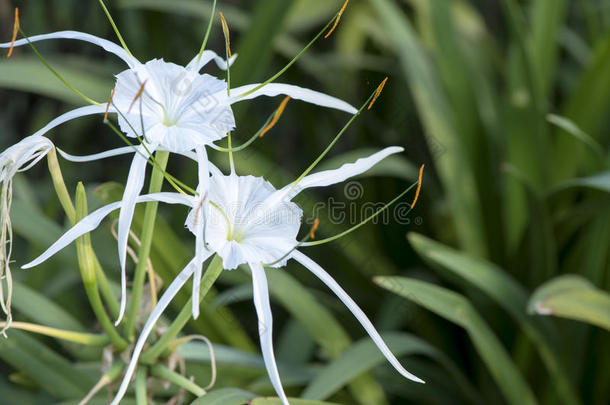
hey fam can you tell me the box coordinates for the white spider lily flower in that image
[0,135,54,336]
[22,146,424,404]
[2,30,357,324]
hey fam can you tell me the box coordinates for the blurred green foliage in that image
[1,0,609,404]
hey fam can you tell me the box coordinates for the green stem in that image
[140,256,223,363]
[125,151,169,339]
[0,321,108,345]
[96,0,134,57]
[47,152,120,317]
[75,183,128,350]
[135,367,148,405]
[150,364,206,397]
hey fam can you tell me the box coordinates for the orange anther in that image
[325,0,349,39]
[7,8,20,58]
[260,97,290,138]
[411,164,424,208]
[368,77,388,110]
[128,80,147,114]
[219,12,231,58]
[310,218,320,239]
[104,88,116,122]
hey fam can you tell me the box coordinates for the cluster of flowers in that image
[0,3,423,404]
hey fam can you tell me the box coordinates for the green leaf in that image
[375,276,538,405]
[302,331,478,403]
[11,281,85,332]
[0,56,112,104]
[552,171,610,194]
[0,330,94,398]
[190,388,255,405]
[408,233,580,405]
[529,275,610,331]
[250,399,341,405]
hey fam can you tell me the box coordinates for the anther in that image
[310,218,320,239]
[325,0,349,39]
[368,77,388,110]
[7,8,19,58]
[411,164,424,208]
[104,88,116,122]
[219,12,231,58]
[260,97,290,138]
[128,80,147,114]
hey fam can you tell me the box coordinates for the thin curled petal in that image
[21,193,191,270]
[57,146,136,162]
[110,256,205,405]
[186,50,237,72]
[267,147,404,207]
[192,146,211,319]
[226,83,357,114]
[30,105,107,139]
[116,146,152,324]
[250,263,289,405]
[0,31,139,67]
[292,251,424,384]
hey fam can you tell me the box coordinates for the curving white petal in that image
[0,31,138,67]
[21,193,190,270]
[186,50,237,72]
[277,147,404,202]
[57,146,136,162]
[226,83,357,114]
[292,251,424,384]
[111,256,199,405]
[30,105,107,139]
[250,263,289,405]
[116,145,153,325]
[21,201,121,270]
[191,146,211,319]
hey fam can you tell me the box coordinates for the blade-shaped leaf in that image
[375,276,538,405]
[528,275,610,331]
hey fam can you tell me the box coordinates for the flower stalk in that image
[150,364,206,397]
[75,183,128,350]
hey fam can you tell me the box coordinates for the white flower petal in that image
[186,51,237,72]
[116,145,151,324]
[30,105,107,139]
[292,251,424,384]
[21,193,190,270]
[277,146,404,201]
[111,257,200,405]
[21,201,122,269]
[226,83,357,114]
[57,146,136,162]
[0,31,139,67]
[250,262,289,405]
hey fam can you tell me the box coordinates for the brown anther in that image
[368,77,388,110]
[104,88,115,122]
[219,12,232,58]
[260,96,290,138]
[411,164,424,208]
[7,8,20,58]
[325,0,349,39]
[128,80,147,114]
[310,218,320,239]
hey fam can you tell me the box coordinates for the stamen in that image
[310,218,320,239]
[219,12,231,58]
[104,88,115,122]
[411,164,424,208]
[197,0,218,62]
[368,77,388,110]
[325,0,349,39]
[128,80,147,114]
[260,97,290,138]
[7,8,19,58]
